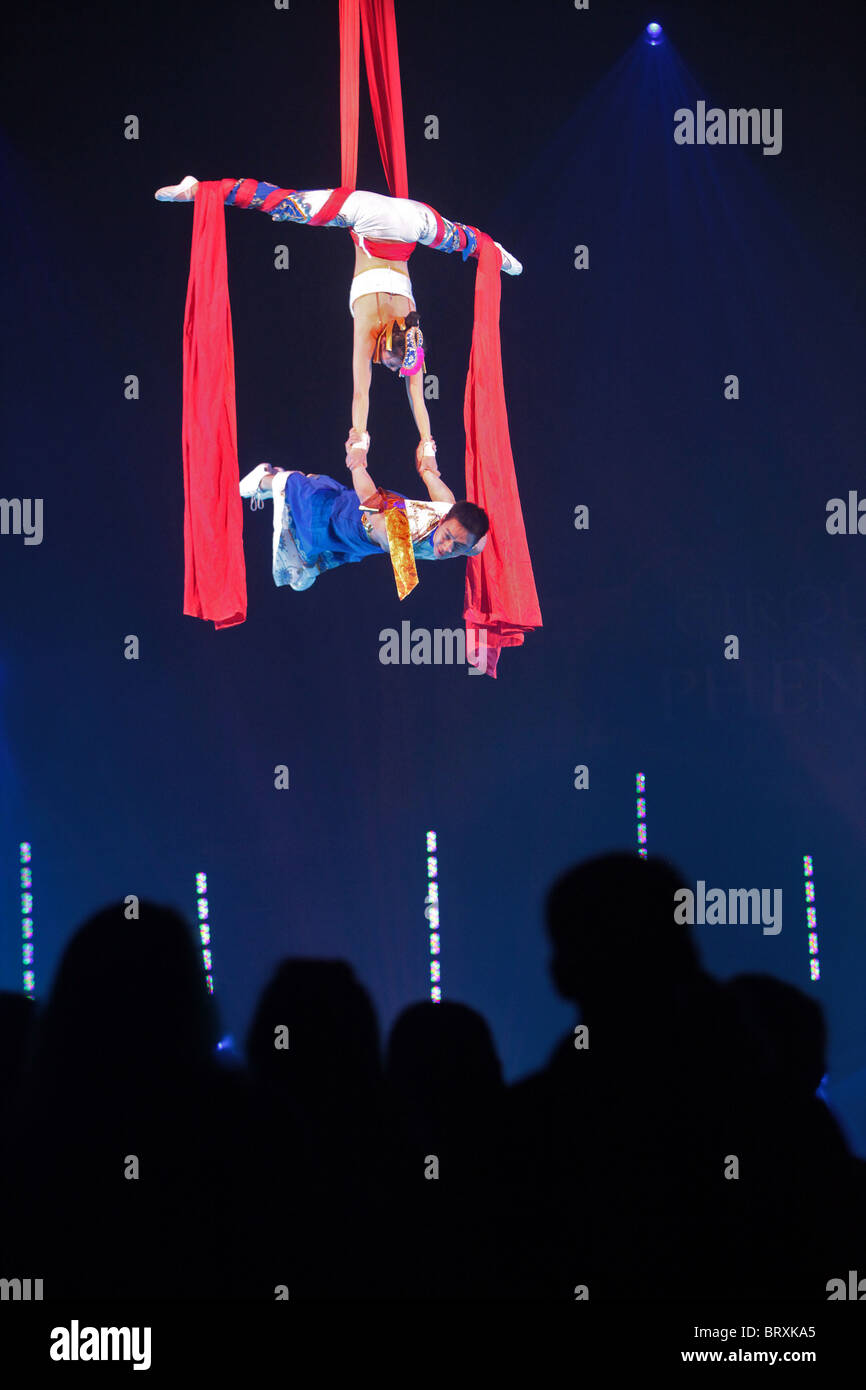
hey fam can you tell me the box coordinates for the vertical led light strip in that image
[196,871,214,994]
[426,831,441,1002]
[20,841,34,994]
[803,855,820,981]
[635,774,647,859]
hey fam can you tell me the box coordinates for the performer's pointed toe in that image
[155,175,199,202]
[494,241,522,275]
[239,462,277,508]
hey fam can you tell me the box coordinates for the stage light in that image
[426,831,441,1002]
[635,774,648,858]
[803,854,820,981]
[645,21,664,45]
[195,871,214,994]
[20,842,34,995]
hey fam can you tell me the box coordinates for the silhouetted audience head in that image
[33,900,218,1089]
[724,973,827,1103]
[385,1001,503,1173]
[545,853,703,1014]
[386,1000,502,1106]
[246,959,381,1104]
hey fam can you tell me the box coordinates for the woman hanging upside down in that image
[155,175,522,474]
[237,429,488,600]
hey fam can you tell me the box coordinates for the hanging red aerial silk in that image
[339,0,361,191]
[358,0,409,198]
[182,179,246,629]
[463,235,542,676]
[340,0,408,197]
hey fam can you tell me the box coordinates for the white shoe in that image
[494,241,522,276]
[240,462,279,509]
[155,175,199,202]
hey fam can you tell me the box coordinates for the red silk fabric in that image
[358,0,408,197]
[181,180,246,629]
[339,0,361,191]
[341,0,408,198]
[310,186,355,225]
[463,236,542,676]
[231,179,259,210]
[349,228,415,260]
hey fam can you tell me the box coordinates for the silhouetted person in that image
[11,901,278,1298]
[384,1001,504,1297]
[722,973,864,1296]
[503,853,736,1299]
[246,958,388,1296]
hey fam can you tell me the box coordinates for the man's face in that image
[433,518,475,558]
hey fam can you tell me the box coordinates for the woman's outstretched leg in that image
[155,177,338,225]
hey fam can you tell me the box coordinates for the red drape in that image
[182,180,246,629]
[341,0,408,197]
[339,0,361,190]
[463,236,542,676]
[358,0,408,197]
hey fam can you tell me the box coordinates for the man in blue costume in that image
[239,431,489,600]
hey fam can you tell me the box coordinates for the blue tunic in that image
[284,473,380,568]
[275,474,438,588]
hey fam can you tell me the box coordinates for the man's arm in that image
[346,429,379,503]
[416,440,455,505]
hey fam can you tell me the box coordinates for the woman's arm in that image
[406,371,433,442]
[351,332,373,435]
[415,441,455,505]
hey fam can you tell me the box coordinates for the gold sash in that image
[361,489,447,600]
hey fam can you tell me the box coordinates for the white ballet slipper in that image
[494,241,522,276]
[154,175,199,202]
[239,462,274,505]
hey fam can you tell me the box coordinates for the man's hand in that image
[346,427,370,471]
[415,437,439,476]
[416,437,455,505]
[345,428,378,504]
